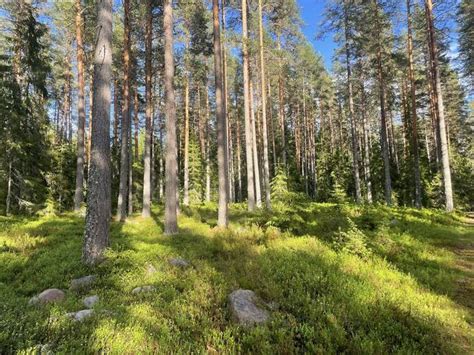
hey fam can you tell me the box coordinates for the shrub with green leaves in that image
[332,217,372,259]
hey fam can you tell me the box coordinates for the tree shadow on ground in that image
[1,207,473,353]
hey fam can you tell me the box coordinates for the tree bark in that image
[343,4,362,203]
[258,0,271,209]
[117,0,131,221]
[213,0,229,227]
[205,85,211,202]
[183,75,190,206]
[128,117,133,216]
[164,0,178,234]
[113,80,119,148]
[277,37,286,169]
[83,0,112,265]
[407,0,422,208]
[221,0,232,202]
[6,161,12,216]
[250,80,262,207]
[360,81,372,203]
[142,0,153,217]
[74,0,86,211]
[374,0,392,205]
[242,0,255,211]
[133,85,139,161]
[87,71,93,170]
[236,114,242,202]
[425,0,454,212]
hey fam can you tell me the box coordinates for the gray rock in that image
[70,275,96,292]
[132,285,155,294]
[29,288,65,305]
[83,295,99,309]
[66,309,93,322]
[390,219,399,226]
[229,289,269,326]
[169,257,190,268]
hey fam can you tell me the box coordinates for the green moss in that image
[0,204,473,353]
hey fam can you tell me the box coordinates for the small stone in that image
[229,289,269,326]
[169,257,190,268]
[132,285,155,294]
[145,263,157,275]
[29,289,65,305]
[70,275,96,292]
[83,295,99,309]
[66,309,93,322]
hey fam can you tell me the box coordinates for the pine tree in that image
[83,0,113,265]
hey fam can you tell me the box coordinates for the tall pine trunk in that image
[205,85,211,202]
[250,80,262,207]
[374,0,392,205]
[213,0,229,227]
[142,0,153,217]
[164,0,178,234]
[73,0,86,211]
[407,0,422,208]
[360,82,373,203]
[83,0,112,265]
[242,0,255,211]
[425,0,454,212]
[258,0,271,209]
[183,75,190,206]
[117,0,131,221]
[343,5,362,203]
[277,37,286,169]
[113,80,119,148]
[133,86,139,161]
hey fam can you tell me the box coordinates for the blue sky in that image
[298,0,336,71]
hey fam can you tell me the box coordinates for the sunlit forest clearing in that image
[1,204,473,353]
[1,0,473,353]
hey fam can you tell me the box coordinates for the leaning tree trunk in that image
[242,0,255,211]
[213,0,229,227]
[425,0,454,212]
[258,0,271,209]
[73,0,86,212]
[83,0,112,265]
[407,0,422,208]
[117,0,131,221]
[142,0,153,217]
[164,0,178,234]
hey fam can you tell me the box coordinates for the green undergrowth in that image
[0,203,473,353]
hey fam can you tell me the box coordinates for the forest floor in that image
[1,203,473,353]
